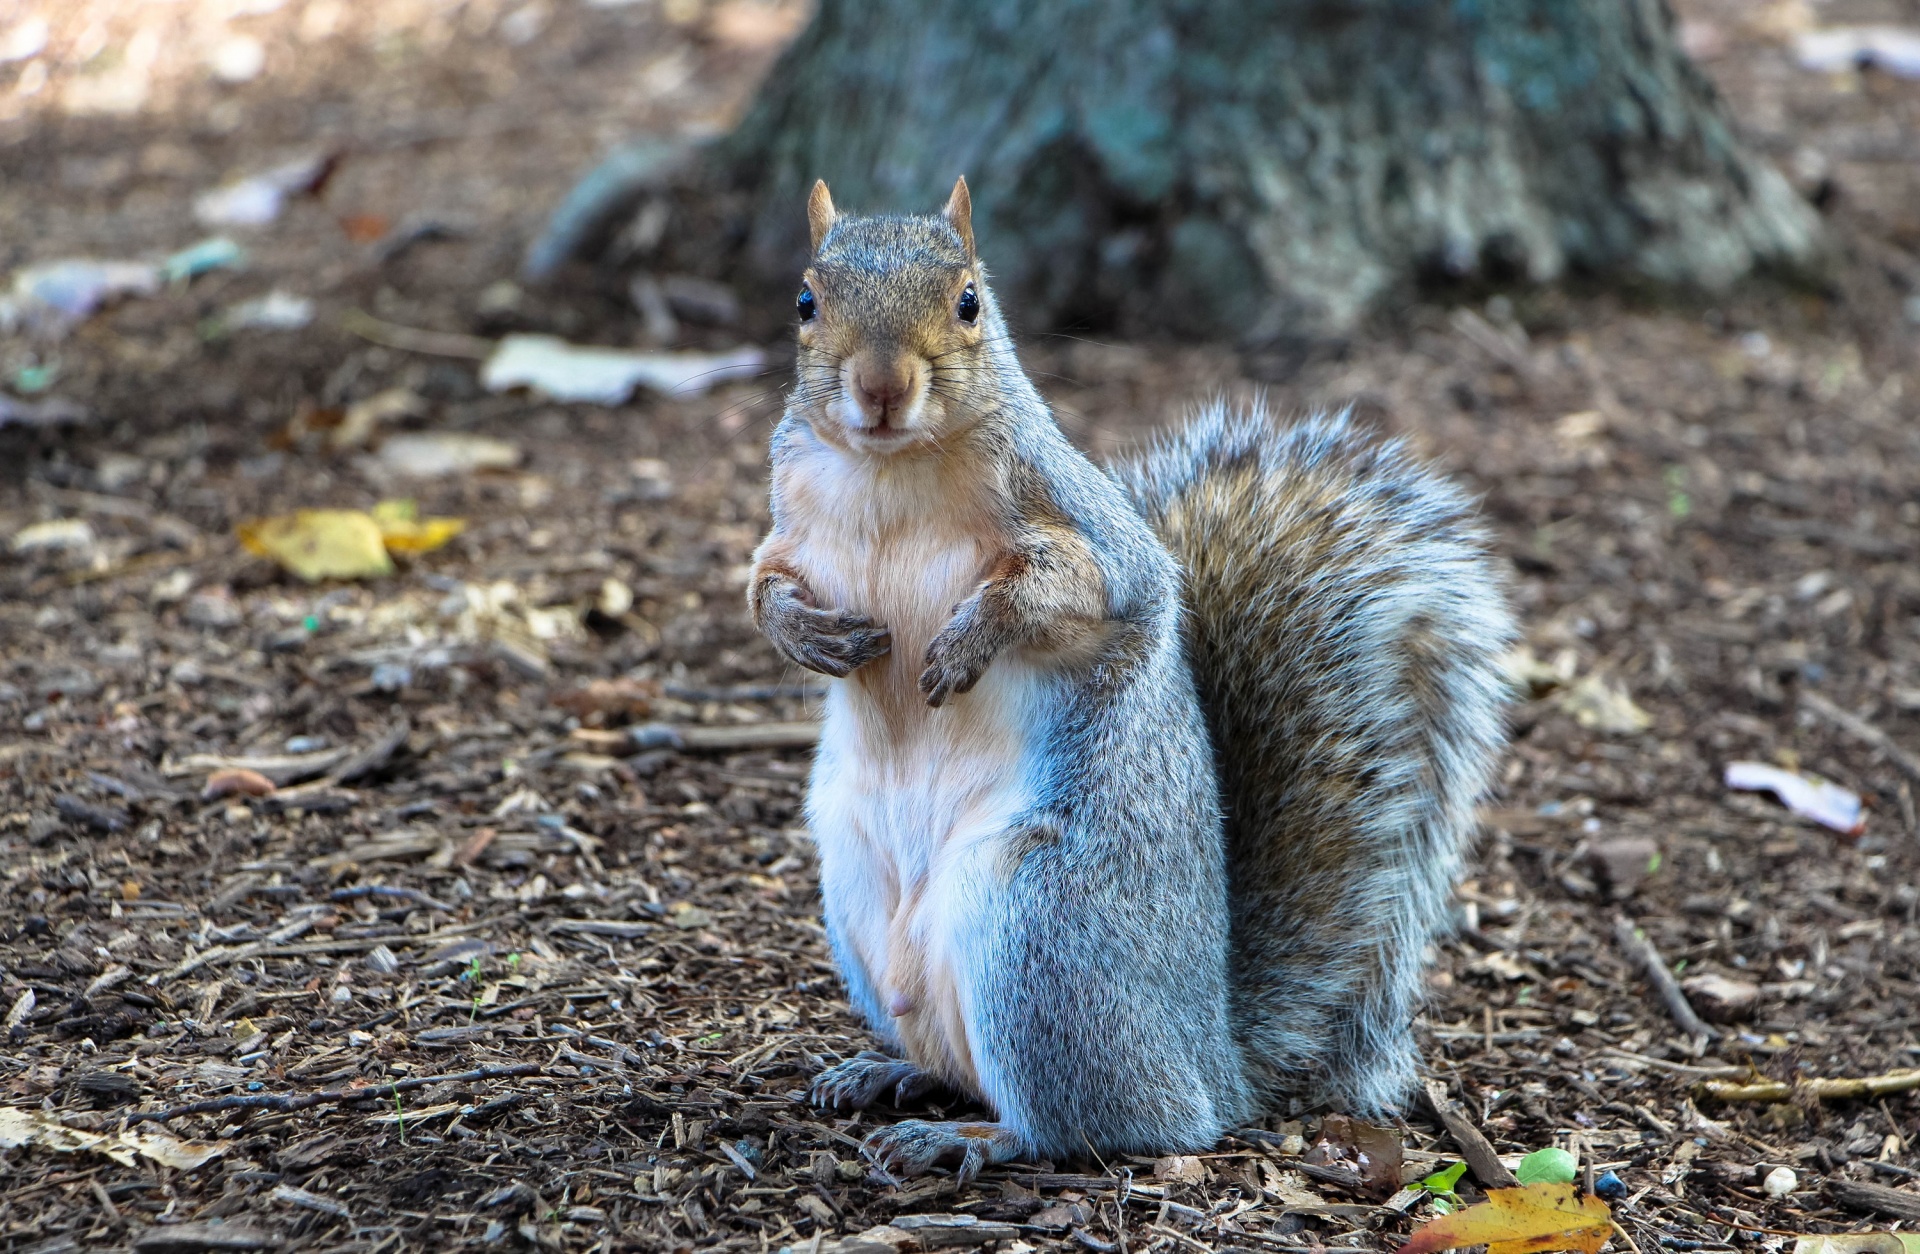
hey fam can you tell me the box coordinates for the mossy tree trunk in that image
[715,0,1822,341]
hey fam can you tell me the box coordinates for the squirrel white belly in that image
[748,177,1513,1181]
[780,437,1057,1098]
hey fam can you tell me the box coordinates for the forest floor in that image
[4,1,1920,1252]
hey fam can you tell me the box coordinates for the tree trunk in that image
[715,0,1823,342]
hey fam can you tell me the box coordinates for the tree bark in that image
[714,0,1823,341]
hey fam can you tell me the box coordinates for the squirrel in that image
[747,177,1514,1182]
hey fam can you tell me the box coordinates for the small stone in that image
[371,662,412,692]
[11,518,95,554]
[184,587,244,629]
[210,35,267,83]
[1585,836,1661,897]
[1679,972,1761,1023]
[1763,1166,1797,1197]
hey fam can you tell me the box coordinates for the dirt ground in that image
[4,1,1920,1252]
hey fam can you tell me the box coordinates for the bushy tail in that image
[1111,404,1513,1115]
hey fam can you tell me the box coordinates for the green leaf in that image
[1515,1147,1578,1186]
[1420,1161,1470,1194]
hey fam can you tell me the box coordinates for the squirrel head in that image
[790,177,999,455]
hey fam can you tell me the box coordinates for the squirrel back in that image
[1114,406,1514,1114]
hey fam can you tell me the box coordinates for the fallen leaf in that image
[1558,673,1652,735]
[0,1107,227,1170]
[330,387,423,451]
[1153,1154,1208,1184]
[1515,1148,1578,1186]
[1260,1162,1334,1212]
[1397,1183,1613,1254]
[480,334,765,404]
[194,152,336,228]
[224,289,314,331]
[370,499,466,554]
[1724,761,1865,835]
[1420,1161,1470,1213]
[238,509,393,582]
[1794,27,1920,78]
[1680,972,1761,1023]
[6,258,160,334]
[1308,1114,1404,1200]
[376,431,522,477]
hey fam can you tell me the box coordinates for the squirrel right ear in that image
[943,176,975,258]
[807,180,837,252]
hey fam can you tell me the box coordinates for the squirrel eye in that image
[956,282,979,324]
[796,283,816,322]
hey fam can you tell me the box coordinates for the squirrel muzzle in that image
[848,351,922,431]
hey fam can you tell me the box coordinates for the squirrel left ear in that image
[807,179,838,252]
[943,176,974,258]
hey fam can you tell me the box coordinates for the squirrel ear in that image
[807,180,837,252]
[943,176,974,258]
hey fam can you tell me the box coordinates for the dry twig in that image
[1698,1067,1920,1104]
[1799,690,1920,786]
[124,1062,540,1124]
[1422,1079,1517,1188]
[1612,916,1719,1041]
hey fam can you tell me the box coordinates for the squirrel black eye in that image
[957,282,979,324]
[796,283,816,322]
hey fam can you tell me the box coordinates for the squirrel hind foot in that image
[862,1119,1024,1186]
[808,1053,939,1112]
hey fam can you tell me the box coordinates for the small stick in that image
[1611,916,1719,1042]
[329,885,452,912]
[627,721,820,753]
[1799,690,1920,787]
[1698,1068,1920,1104]
[123,1062,539,1124]
[1423,1079,1517,1188]
[1598,1048,1747,1079]
[341,308,492,360]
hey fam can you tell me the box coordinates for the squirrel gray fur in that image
[746,177,1513,1181]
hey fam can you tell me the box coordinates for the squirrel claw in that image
[807,1054,928,1112]
[779,608,890,678]
[918,644,985,708]
[862,1120,1024,1186]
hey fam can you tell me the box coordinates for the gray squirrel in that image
[747,178,1513,1181]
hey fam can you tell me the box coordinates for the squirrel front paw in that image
[919,597,1001,707]
[757,579,891,678]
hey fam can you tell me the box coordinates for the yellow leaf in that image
[370,498,419,525]
[238,509,393,582]
[1397,1183,1612,1254]
[371,498,466,555]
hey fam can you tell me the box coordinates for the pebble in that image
[1763,1166,1797,1197]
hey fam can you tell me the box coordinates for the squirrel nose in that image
[851,359,913,423]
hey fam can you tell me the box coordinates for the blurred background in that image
[2,2,1920,1251]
